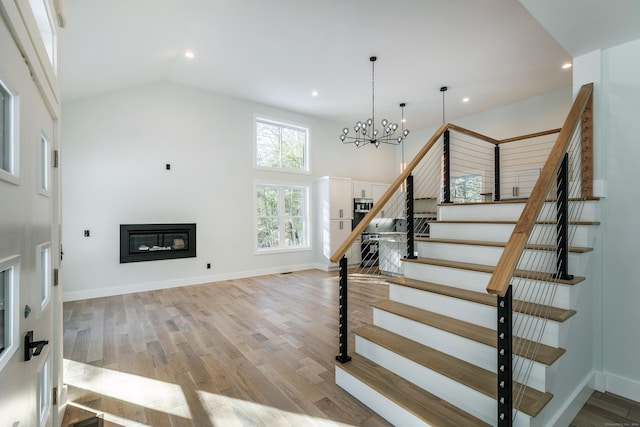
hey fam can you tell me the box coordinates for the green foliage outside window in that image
[451,174,482,203]
[256,119,307,171]
[257,184,308,250]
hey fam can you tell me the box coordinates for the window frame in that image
[36,242,52,318]
[38,132,51,195]
[254,182,311,254]
[37,353,52,427]
[0,77,19,185]
[254,115,310,174]
[0,255,20,373]
[28,0,58,73]
[451,172,484,203]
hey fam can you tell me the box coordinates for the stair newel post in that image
[443,130,451,203]
[494,144,501,201]
[335,256,352,364]
[406,174,416,259]
[556,153,573,280]
[497,285,513,427]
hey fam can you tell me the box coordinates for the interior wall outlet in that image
[206,263,211,269]
[84,230,90,237]
[166,163,171,170]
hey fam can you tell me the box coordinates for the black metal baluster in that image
[443,130,451,203]
[556,153,573,280]
[335,256,352,363]
[494,144,501,201]
[497,285,513,427]
[406,174,416,259]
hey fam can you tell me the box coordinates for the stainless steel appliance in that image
[353,197,374,230]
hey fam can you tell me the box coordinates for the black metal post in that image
[335,256,352,363]
[497,285,513,427]
[406,174,416,259]
[494,144,501,201]
[443,130,451,203]
[556,153,573,280]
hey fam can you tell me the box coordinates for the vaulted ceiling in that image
[59,0,640,130]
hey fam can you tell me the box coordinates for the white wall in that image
[61,81,398,300]
[579,38,640,400]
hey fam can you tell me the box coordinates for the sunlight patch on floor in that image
[64,359,190,419]
[65,359,356,426]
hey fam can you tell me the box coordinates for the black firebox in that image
[120,223,196,263]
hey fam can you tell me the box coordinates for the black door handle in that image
[24,331,49,361]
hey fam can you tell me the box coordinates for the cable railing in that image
[331,82,593,426]
[487,83,594,426]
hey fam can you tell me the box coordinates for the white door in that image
[0,11,58,427]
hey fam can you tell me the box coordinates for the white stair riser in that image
[400,263,573,310]
[335,367,429,427]
[429,223,594,247]
[415,241,588,277]
[355,337,533,427]
[389,285,565,347]
[438,201,598,222]
[372,309,553,392]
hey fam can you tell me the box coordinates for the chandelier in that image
[340,56,409,148]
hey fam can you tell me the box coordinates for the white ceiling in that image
[59,0,639,131]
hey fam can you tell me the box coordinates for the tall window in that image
[0,81,13,174]
[256,184,309,251]
[255,118,308,172]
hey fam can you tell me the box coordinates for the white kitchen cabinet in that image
[317,177,355,269]
[353,181,373,199]
[328,178,353,219]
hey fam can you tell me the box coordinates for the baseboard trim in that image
[62,263,318,302]
[549,372,596,427]
[604,372,640,403]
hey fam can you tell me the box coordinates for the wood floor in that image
[62,269,640,427]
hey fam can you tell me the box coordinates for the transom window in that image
[256,184,309,252]
[29,0,57,71]
[255,118,309,172]
[1,80,13,175]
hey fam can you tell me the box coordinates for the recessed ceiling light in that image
[562,62,572,69]
[311,90,319,97]
[462,97,470,103]
[184,50,195,59]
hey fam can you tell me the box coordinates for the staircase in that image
[335,199,599,427]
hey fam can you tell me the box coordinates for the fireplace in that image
[120,223,196,263]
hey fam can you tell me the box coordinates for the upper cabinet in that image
[317,176,352,220]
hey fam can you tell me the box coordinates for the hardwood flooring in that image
[62,270,392,427]
[62,269,640,427]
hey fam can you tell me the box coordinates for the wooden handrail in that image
[498,128,561,144]
[329,122,448,263]
[486,83,594,296]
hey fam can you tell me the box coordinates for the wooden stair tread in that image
[372,299,565,366]
[431,219,600,226]
[355,325,553,418]
[402,257,585,286]
[439,197,599,207]
[336,353,492,427]
[415,237,593,253]
[387,276,577,323]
